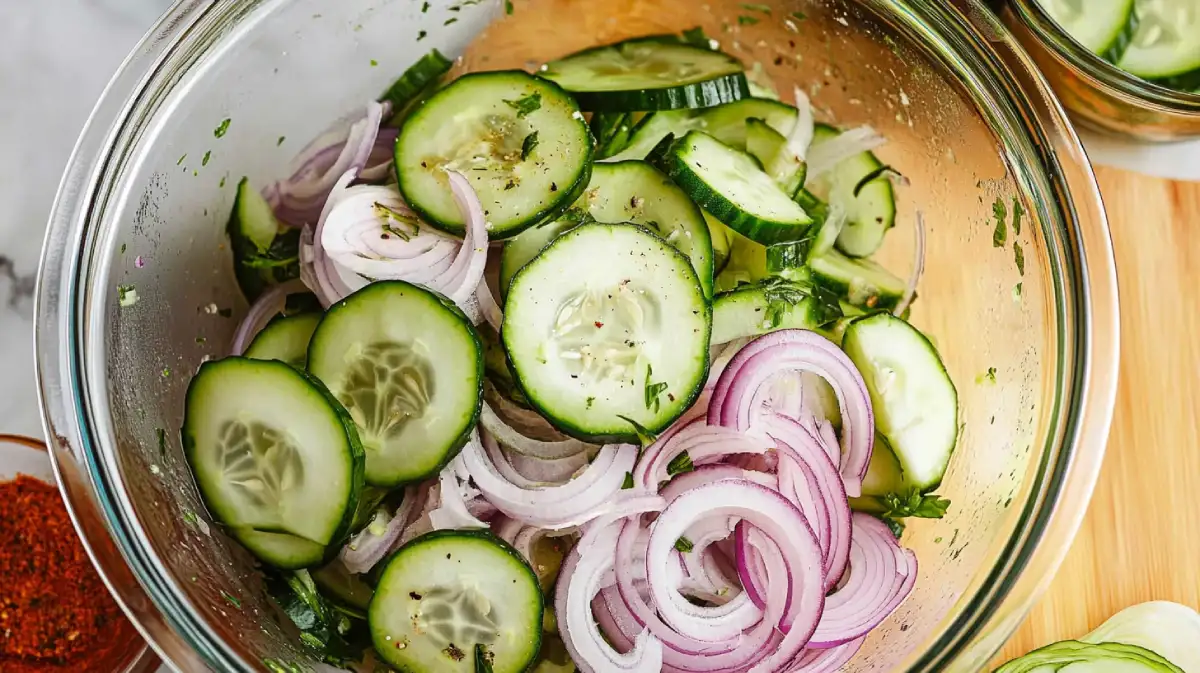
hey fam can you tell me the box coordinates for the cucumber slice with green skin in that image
[710,279,841,345]
[842,313,958,493]
[657,131,814,246]
[582,161,715,298]
[307,281,484,487]
[1118,0,1200,86]
[379,49,454,111]
[498,213,587,300]
[1035,0,1139,62]
[395,71,594,239]
[806,124,896,259]
[312,560,375,611]
[370,530,543,673]
[711,215,770,293]
[244,313,322,369]
[707,211,733,274]
[746,118,807,198]
[541,37,750,112]
[847,434,904,513]
[227,178,301,302]
[603,98,798,162]
[182,358,366,569]
[503,223,711,442]
[809,249,907,312]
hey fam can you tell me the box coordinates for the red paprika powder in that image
[0,474,143,671]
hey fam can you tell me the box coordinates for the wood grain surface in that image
[994,165,1200,664]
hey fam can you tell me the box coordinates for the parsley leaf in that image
[156,427,168,458]
[674,536,695,553]
[667,451,694,477]
[504,0,514,14]
[992,197,1008,248]
[221,591,242,610]
[503,91,542,117]
[1014,241,1025,276]
[758,277,811,329]
[740,3,771,13]
[618,415,658,449]
[681,27,714,50]
[214,118,232,138]
[1012,197,1024,236]
[521,131,540,160]
[882,490,951,519]
[644,364,669,413]
[621,472,635,489]
[737,15,761,25]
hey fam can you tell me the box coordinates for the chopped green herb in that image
[417,30,428,40]
[1013,282,1023,301]
[117,284,139,307]
[370,59,379,67]
[740,3,771,13]
[621,472,634,489]
[503,91,542,117]
[667,451,694,477]
[177,154,187,166]
[737,15,761,25]
[214,118,232,138]
[978,366,997,384]
[934,536,944,544]
[218,307,233,318]
[184,510,200,527]
[277,136,286,146]
[1014,241,1025,276]
[1012,197,1024,236]
[193,170,199,177]
[759,277,810,329]
[162,367,171,378]
[202,150,212,166]
[195,336,207,344]
[120,243,127,254]
[884,518,906,538]
[789,10,807,20]
[674,536,695,553]
[444,17,458,25]
[521,131,540,160]
[421,0,430,11]
[219,176,227,188]
[644,364,669,413]
[156,427,167,458]
[853,165,900,197]
[618,415,658,448]
[221,591,242,610]
[681,27,713,49]
[992,197,1007,248]
[586,396,596,409]
[504,0,514,13]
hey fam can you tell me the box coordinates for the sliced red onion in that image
[787,87,816,162]
[708,330,874,497]
[659,465,777,503]
[443,171,491,311]
[787,639,865,672]
[733,521,771,611]
[506,447,590,484]
[805,126,887,182]
[229,279,309,355]
[807,513,917,648]
[462,429,636,530]
[302,171,359,307]
[634,419,773,492]
[339,483,422,574]
[646,480,826,671]
[895,211,925,317]
[429,455,490,531]
[480,402,593,460]
[359,127,399,183]
[557,521,664,673]
[477,278,504,331]
[273,101,386,227]
[485,384,578,441]
[594,589,638,654]
[396,481,440,548]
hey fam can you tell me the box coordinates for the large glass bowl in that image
[35,0,1119,670]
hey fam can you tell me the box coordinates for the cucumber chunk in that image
[809,249,907,312]
[370,530,543,673]
[244,313,322,369]
[541,37,750,112]
[807,124,896,258]
[658,130,813,245]
[395,71,593,239]
[503,223,711,442]
[182,358,365,568]
[604,98,798,162]
[379,49,454,112]
[711,279,841,345]
[227,178,301,302]
[307,281,484,487]
[746,117,806,198]
[842,313,958,492]
[498,217,582,300]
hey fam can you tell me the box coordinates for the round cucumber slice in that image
[503,223,711,442]
[395,71,593,239]
[1036,0,1139,61]
[182,358,366,569]
[541,37,750,112]
[370,530,543,673]
[307,281,484,488]
[244,312,321,369]
[1118,0,1200,81]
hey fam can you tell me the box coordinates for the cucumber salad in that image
[1036,0,1200,92]
[190,27,960,673]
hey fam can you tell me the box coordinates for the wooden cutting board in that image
[993,166,1200,664]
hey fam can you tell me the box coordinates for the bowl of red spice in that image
[0,434,159,673]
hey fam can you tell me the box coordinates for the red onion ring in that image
[429,455,490,531]
[807,513,917,648]
[787,87,816,162]
[895,211,925,317]
[339,483,422,574]
[477,279,504,332]
[480,402,593,460]
[708,330,874,497]
[359,127,399,183]
[229,279,309,355]
[634,418,772,492]
[787,638,865,672]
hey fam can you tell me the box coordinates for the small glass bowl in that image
[1003,0,1200,141]
[0,434,161,673]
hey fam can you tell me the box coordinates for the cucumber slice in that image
[1035,0,1139,62]
[498,216,582,299]
[858,434,905,498]
[711,279,842,345]
[603,98,798,162]
[503,223,711,442]
[1118,0,1200,85]
[182,358,365,568]
[711,214,770,293]
[395,71,593,239]
[370,530,543,673]
[807,124,896,258]
[307,281,484,487]
[746,118,806,197]
[582,161,715,298]
[312,560,375,610]
[707,212,733,274]
[379,49,454,111]
[244,313,322,369]
[842,313,958,492]
[658,131,813,245]
[227,178,301,302]
[809,249,907,312]
[541,37,750,112]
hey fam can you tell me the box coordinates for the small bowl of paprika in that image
[0,434,160,673]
